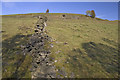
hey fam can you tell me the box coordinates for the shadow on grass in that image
[67,40,118,77]
[102,38,118,47]
[82,42,118,74]
[2,33,32,78]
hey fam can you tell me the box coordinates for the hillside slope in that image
[2,13,118,78]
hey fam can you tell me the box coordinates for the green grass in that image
[46,13,118,78]
[2,13,118,78]
[2,15,38,78]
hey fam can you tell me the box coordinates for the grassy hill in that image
[2,13,118,78]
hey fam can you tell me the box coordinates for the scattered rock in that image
[64,42,68,45]
[0,30,6,33]
[54,60,57,63]
[55,50,61,54]
[62,14,66,18]
[50,44,54,47]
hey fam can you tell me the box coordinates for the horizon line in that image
[1,12,118,21]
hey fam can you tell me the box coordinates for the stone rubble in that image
[30,16,57,78]
[21,15,70,78]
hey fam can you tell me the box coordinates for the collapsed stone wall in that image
[22,16,57,78]
[31,16,57,78]
[22,15,68,79]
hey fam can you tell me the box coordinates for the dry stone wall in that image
[22,15,68,79]
[31,16,57,78]
[23,16,55,78]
